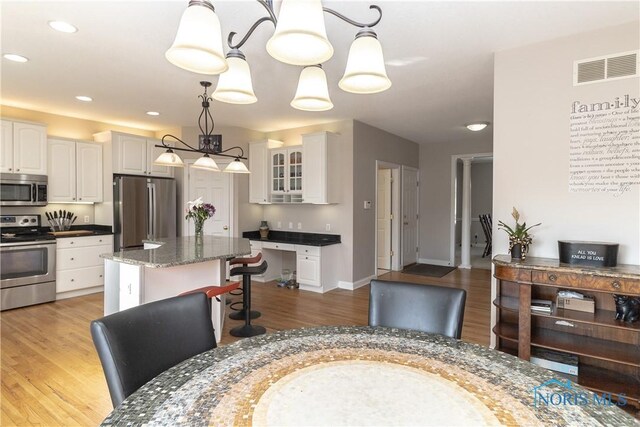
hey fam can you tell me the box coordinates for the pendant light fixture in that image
[166,1,391,109]
[339,28,391,94]
[165,0,228,75]
[266,0,333,66]
[155,82,248,173]
[291,65,333,112]
[212,49,257,104]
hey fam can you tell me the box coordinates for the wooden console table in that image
[493,255,640,409]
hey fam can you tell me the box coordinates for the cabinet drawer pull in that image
[70,241,74,244]
[548,274,557,282]
[611,280,621,289]
[70,257,75,261]
[305,256,308,259]
[99,274,103,278]
[70,279,74,282]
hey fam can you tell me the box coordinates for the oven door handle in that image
[0,241,57,248]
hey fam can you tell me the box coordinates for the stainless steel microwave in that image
[0,173,48,206]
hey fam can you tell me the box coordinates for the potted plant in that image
[498,207,541,260]
[185,197,216,244]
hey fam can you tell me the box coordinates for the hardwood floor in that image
[0,268,491,426]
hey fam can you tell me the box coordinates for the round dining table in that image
[101,326,636,426]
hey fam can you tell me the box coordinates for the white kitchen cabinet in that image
[111,133,173,177]
[56,234,113,299]
[296,253,321,287]
[48,138,102,203]
[302,132,339,204]
[270,146,303,202]
[0,120,47,174]
[249,139,283,204]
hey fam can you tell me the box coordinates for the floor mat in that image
[401,263,456,278]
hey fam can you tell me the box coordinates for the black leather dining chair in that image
[368,280,467,339]
[90,293,217,408]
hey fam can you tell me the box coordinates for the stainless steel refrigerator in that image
[113,175,176,251]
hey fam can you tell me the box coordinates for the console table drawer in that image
[532,270,640,295]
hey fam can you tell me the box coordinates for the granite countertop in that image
[100,236,250,268]
[102,326,636,426]
[243,230,341,246]
[493,254,640,279]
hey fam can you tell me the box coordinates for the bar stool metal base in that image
[229,309,261,320]
[229,324,266,337]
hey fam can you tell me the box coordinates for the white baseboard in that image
[458,264,472,270]
[338,274,376,291]
[417,258,452,267]
[56,285,103,301]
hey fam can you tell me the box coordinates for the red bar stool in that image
[228,253,263,320]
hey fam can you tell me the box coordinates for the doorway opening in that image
[450,154,493,270]
[375,161,402,274]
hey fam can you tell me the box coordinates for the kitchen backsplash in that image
[1,204,96,226]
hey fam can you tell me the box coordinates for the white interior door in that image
[377,169,392,270]
[402,167,419,266]
[186,161,231,237]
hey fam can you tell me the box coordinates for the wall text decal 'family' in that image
[569,94,640,196]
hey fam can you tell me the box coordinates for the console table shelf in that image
[493,255,640,409]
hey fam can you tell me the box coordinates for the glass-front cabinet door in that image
[288,149,303,194]
[271,151,286,193]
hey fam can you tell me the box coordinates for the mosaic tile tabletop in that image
[102,326,638,426]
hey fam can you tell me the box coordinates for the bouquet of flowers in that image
[185,197,216,235]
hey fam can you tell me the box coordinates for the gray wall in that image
[352,120,420,281]
[418,139,493,264]
[471,160,493,244]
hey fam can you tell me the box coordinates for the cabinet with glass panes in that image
[270,147,303,202]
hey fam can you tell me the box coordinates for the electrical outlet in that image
[288,222,293,229]
[325,224,331,231]
[297,222,302,230]
[277,221,282,229]
[84,215,90,223]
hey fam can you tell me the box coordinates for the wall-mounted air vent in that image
[573,50,639,86]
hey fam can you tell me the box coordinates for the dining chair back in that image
[90,293,217,408]
[368,280,467,339]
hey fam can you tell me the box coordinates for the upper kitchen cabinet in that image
[94,131,173,178]
[271,147,303,203]
[1,119,47,174]
[302,132,339,204]
[48,138,103,203]
[249,139,283,204]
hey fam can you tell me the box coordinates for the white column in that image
[460,158,472,269]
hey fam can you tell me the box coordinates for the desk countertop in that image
[243,230,341,246]
[99,236,251,268]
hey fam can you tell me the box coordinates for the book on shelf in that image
[530,348,579,376]
[531,299,552,313]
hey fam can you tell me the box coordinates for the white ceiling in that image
[1,1,637,145]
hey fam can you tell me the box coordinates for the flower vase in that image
[510,243,523,260]
[195,220,204,245]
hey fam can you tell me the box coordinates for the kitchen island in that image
[100,236,251,342]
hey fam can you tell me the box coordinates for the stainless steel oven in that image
[1,240,56,310]
[0,173,48,206]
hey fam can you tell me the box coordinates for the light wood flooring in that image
[1,269,491,426]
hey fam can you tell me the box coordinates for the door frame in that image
[448,152,493,267]
[374,161,402,273]
[182,159,235,238]
[400,165,419,268]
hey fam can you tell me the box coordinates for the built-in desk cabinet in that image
[56,235,113,299]
[493,255,640,410]
[48,138,103,202]
[1,119,47,174]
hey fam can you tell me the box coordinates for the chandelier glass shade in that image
[212,50,257,104]
[266,0,333,66]
[166,1,391,111]
[153,149,185,167]
[165,1,228,75]
[291,65,333,112]
[191,153,221,172]
[224,158,251,174]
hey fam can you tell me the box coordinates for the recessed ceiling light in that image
[466,122,489,132]
[75,95,93,102]
[146,111,160,116]
[3,53,29,63]
[48,21,78,33]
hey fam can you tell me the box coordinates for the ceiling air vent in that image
[573,50,639,86]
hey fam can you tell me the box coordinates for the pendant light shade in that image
[192,153,221,172]
[266,0,333,66]
[339,29,391,94]
[291,65,333,112]
[165,0,228,75]
[212,50,257,104]
[154,149,184,167]
[224,158,250,174]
